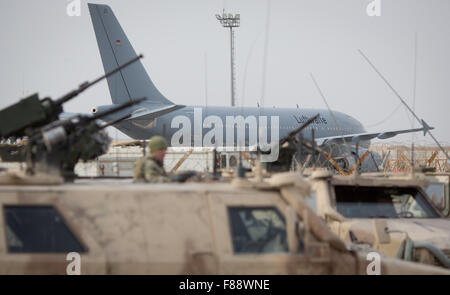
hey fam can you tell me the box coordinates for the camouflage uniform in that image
[133,136,170,183]
[134,155,170,183]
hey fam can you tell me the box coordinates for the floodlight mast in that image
[216,10,240,107]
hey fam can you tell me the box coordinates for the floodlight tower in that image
[216,10,240,107]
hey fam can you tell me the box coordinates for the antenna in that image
[204,52,208,116]
[310,73,356,169]
[260,0,271,108]
[411,32,418,173]
[241,36,260,109]
[310,73,351,146]
[359,49,450,163]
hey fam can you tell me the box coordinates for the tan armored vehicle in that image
[0,170,448,275]
[304,170,450,268]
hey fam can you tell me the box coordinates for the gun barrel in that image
[280,113,320,145]
[55,54,144,105]
[36,97,144,137]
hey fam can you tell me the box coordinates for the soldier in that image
[134,136,170,183]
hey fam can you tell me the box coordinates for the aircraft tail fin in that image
[88,3,173,106]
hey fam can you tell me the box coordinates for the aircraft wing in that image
[316,126,433,146]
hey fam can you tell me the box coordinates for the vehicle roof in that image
[328,174,429,188]
[0,179,241,193]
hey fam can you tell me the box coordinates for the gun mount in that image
[25,98,145,180]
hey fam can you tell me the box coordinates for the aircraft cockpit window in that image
[227,207,288,254]
[334,186,440,219]
[3,205,86,253]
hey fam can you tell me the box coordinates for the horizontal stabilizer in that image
[93,103,184,129]
[128,105,184,129]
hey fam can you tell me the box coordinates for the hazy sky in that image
[1,0,449,145]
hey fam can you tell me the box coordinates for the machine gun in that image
[263,114,321,172]
[0,54,145,180]
[0,54,143,140]
[25,98,145,180]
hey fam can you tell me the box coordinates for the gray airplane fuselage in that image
[112,104,367,147]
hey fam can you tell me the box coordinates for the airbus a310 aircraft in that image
[87,3,427,167]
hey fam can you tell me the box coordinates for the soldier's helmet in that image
[148,136,168,153]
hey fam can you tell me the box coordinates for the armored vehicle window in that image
[4,205,85,253]
[228,207,288,254]
[425,182,446,209]
[334,186,440,219]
